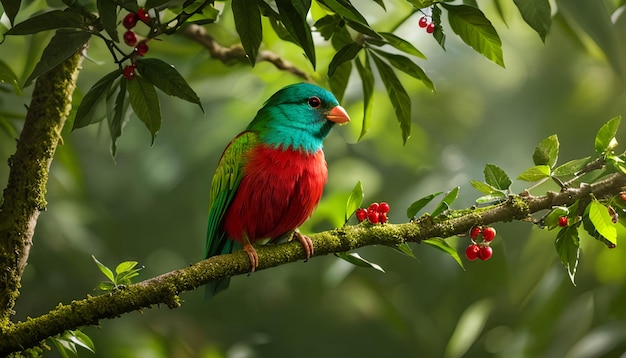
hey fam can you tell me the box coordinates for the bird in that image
[204,83,350,296]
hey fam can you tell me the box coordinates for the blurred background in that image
[2,0,626,357]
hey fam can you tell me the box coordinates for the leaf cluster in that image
[92,255,143,291]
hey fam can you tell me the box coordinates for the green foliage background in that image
[2,1,626,357]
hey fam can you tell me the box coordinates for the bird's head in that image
[249,83,350,153]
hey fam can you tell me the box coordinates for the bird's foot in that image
[294,230,314,262]
[243,242,259,273]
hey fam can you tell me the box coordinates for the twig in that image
[181,24,312,81]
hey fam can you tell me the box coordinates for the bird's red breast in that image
[222,144,327,243]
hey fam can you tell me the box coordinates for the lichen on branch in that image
[0,172,624,355]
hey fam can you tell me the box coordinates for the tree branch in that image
[1,172,624,355]
[181,24,312,81]
[0,51,84,326]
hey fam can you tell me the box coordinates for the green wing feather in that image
[204,131,258,297]
[205,131,258,259]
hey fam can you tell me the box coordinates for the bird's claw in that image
[294,230,314,262]
[243,242,259,273]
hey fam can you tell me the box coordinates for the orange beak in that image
[326,105,351,125]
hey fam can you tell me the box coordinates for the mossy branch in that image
[1,172,624,355]
[0,51,84,326]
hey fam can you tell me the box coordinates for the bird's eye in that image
[308,96,322,108]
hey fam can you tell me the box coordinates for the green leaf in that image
[74,70,121,129]
[127,76,162,144]
[145,0,170,9]
[431,4,446,50]
[1,0,21,26]
[552,157,591,177]
[442,4,504,67]
[589,199,617,245]
[594,116,621,154]
[354,53,374,140]
[135,58,203,111]
[328,61,351,103]
[394,242,416,259]
[484,163,511,190]
[328,42,362,77]
[371,50,435,92]
[423,238,464,269]
[431,186,460,217]
[50,336,77,358]
[115,261,139,275]
[25,30,91,87]
[554,226,580,285]
[371,52,411,144]
[513,0,551,42]
[276,0,316,68]
[533,134,559,167]
[345,181,364,222]
[67,330,95,353]
[6,10,84,35]
[0,59,23,95]
[314,15,342,40]
[378,32,426,59]
[469,180,497,195]
[556,0,621,74]
[108,79,127,157]
[92,255,115,283]
[334,252,385,272]
[232,0,262,66]
[517,165,551,182]
[407,191,443,219]
[97,0,119,42]
[322,0,370,26]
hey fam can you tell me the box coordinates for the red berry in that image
[426,22,436,34]
[479,246,493,261]
[124,30,137,46]
[469,226,482,239]
[482,227,496,242]
[558,216,568,227]
[418,16,428,28]
[379,212,387,224]
[123,13,138,29]
[355,208,367,222]
[135,41,149,56]
[378,202,390,214]
[137,8,151,22]
[620,193,626,201]
[123,65,136,80]
[368,203,379,213]
[465,244,480,261]
[367,210,379,224]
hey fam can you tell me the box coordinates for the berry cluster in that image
[418,16,436,34]
[465,226,496,261]
[121,9,151,80]
[355,202,390,224]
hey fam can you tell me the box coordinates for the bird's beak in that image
[326,105,351,125]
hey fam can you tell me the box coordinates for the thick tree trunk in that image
[0,51,83,326]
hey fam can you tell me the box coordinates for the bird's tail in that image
[203,238,241,299]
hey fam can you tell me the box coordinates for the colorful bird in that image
[204,83,350,296]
